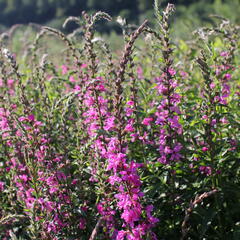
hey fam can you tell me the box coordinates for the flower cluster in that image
[155,69,182,164]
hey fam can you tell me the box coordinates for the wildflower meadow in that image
[0,1,239,239]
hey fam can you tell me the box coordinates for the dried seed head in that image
[116,16,126,26]
[164,3,175,18]
[2,48,12,59]
[93,11,112,23]
[63,16,81,29]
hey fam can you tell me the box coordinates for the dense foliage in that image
[0,1,239,239]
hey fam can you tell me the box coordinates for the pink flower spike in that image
[202,147,209,152]
[69,75,76,83]
[81,63,87,68]
[7,79,14,87]
[0,181,4,191]
[126,100,134,106]
[168,68,176,76]
[224,73,232,80]
[124,123,134,132]
[18,116,26,122]
[79,218,86,229]
[28,114,35,122]
[220,51,228,57]
[61,65,68,74]
[142,117,153,126]
[72,179,78,185]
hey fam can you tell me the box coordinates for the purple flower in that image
[142,117,153,126]
[0,181,4,191]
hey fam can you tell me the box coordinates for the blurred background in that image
[0,0,239,34]
[0,0,239,54]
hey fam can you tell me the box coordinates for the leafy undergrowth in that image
[0,2,239,240]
